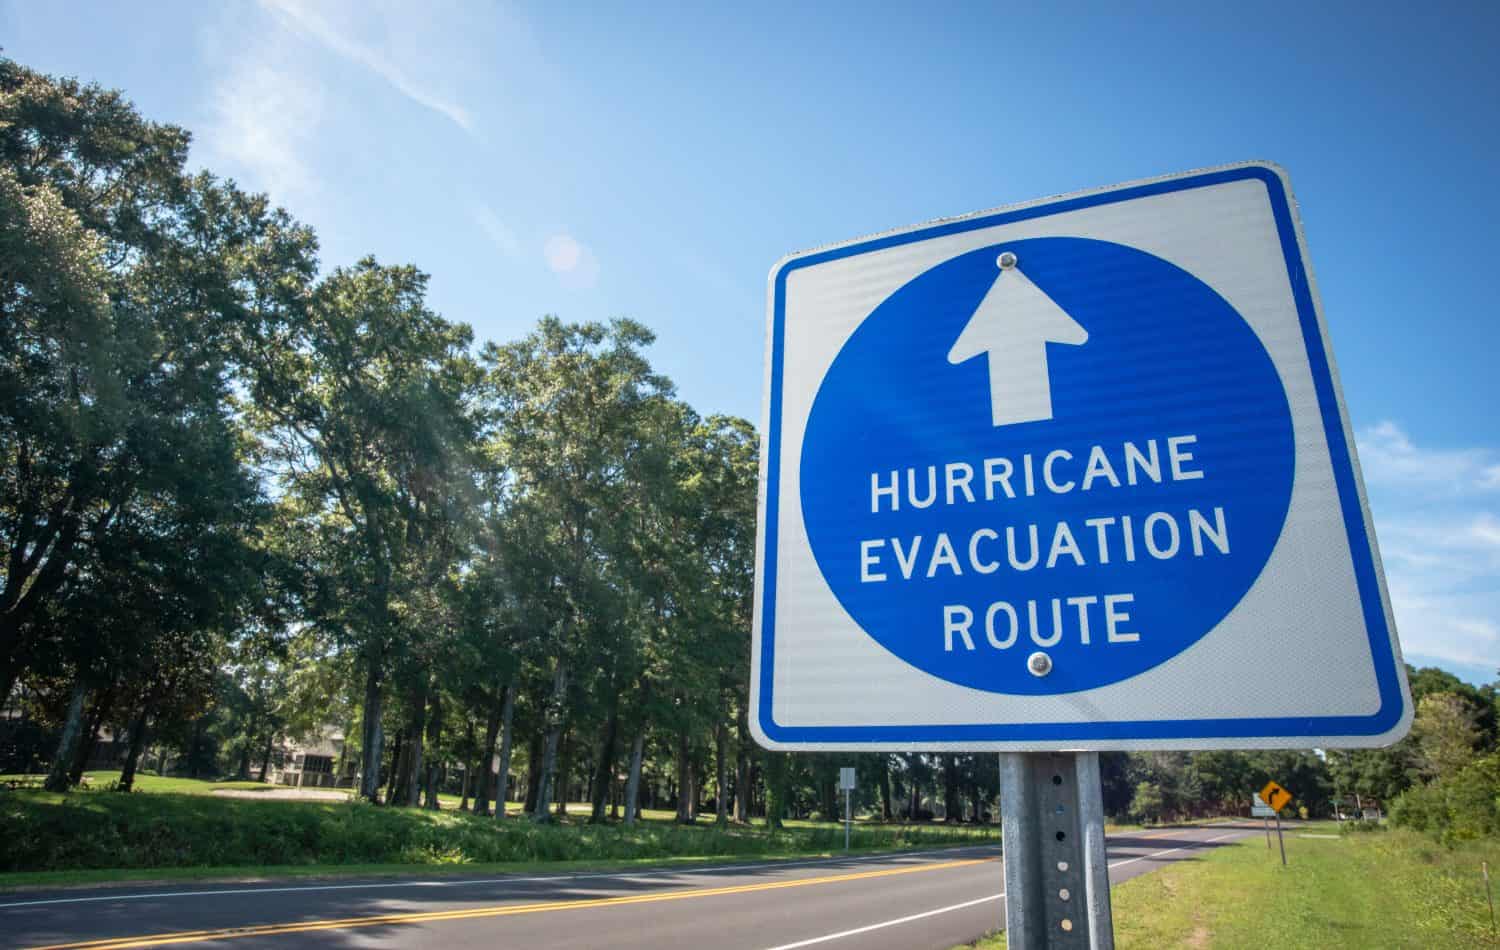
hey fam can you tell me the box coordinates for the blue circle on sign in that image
[799,237,1295,695]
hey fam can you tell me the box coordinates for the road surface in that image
[1,823,1256,949]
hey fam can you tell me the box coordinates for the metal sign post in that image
[839,767,856,851]
[1000,752,1113,949]
[844,786,851,851]
[1258,782,1291,866]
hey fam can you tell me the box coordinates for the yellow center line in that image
[28,857,996,950]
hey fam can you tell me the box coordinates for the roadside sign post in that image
[752,163,1413,949]
[1000,752,1113,948]
[839,767,856,850]
[1259,781,1292,866]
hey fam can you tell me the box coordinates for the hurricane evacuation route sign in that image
[751,163,1412,752]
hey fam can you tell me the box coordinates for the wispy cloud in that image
[1357,420,1500,493]
[473,204,521,258]
[201,48,325,204]
[1360,422,1500,679]
[260,0,475,133]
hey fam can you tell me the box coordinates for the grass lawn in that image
[962,824,1500,949]
[0,778,1002,889]
[2,771,326,795]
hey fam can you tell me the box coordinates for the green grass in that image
[0,785,1000,889]
[1,772,351,796]
[961,823,1500,949]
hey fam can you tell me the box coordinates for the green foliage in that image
[0,790,995,875]
[1129,781,1166,823]
[1413,692,1483,780]
[1391,752,1500,843]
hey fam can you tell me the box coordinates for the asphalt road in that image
[1,823,1257,950]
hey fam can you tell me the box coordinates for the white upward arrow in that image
[947,254,1088,427]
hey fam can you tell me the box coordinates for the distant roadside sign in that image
[751,163,1412,751]
[839,767,856,790]
[1251,794,1277,818]
[1260,781,1293,812]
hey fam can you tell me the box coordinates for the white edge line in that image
[1105,829,1249,872]
[760,828,1254,949]
[763,893,1006,950]
[0,845,1000,910]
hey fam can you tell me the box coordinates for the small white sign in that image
[839,767,856,791]
[1251,795,1277,818]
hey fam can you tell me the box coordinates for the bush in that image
[0,790,1001,874]
[1390,752,1500,843]
[1338,818,1384,834]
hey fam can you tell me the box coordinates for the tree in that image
[246,258,478,802]
[2,59,316,792]
[1412,692,1481,780]
[483,318,672,821]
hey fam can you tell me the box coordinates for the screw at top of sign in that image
[950,251,1087,427]
[1028,651,1052,677]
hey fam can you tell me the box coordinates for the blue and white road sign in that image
[751,163,1412,751]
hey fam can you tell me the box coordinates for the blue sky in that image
[5,1,1497,685]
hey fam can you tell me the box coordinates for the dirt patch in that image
[210,789,349,802]
[1187,925,1212,948]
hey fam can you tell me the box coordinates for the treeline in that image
[4,59,1498,833]
[0,57,759,824]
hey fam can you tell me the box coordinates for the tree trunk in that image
[494,682,516,819]
[879,759,894,821]
[532,660,567,823]
[473,697,503,817]
[187,716,206,779]
[117,705,151,792]
[335,718,352,785]
[0,656,17,717]
[942,756,960,822]
[359,662,385,802]
[554,728,571,818]
[675,729,693,824]
[458,762,472,812]
[385,731,404,803]
[236,717,255,780]
[524,728,543,813]
[422,689,443,809]
[589,702,619,823]
[735,706,751,823]
[714,720,729,826]
[67,695,109,786]
[623,725,646,825]
[907,754,921,821]
[44,681,88,792]
[399,678,428,807]
[259,729,275,783]
[764,753,788,831]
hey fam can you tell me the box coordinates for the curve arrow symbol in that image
[947,256,1088,427]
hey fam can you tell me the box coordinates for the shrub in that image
[0,790,1000,874]
[1390,752,1500,844]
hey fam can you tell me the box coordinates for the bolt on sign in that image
[751,162,1412,751]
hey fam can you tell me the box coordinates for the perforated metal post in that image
[1000,752,1115,949]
